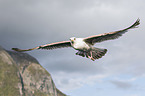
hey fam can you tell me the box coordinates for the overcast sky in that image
[0,0,145,96]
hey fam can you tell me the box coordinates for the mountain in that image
[0,46,66,96]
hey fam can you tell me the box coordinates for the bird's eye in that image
[74,38,76,40]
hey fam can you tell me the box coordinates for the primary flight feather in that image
[12,19,140,61]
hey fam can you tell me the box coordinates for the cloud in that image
[0,0,145,94]
[110,80,133,89]
[52,71,107,91]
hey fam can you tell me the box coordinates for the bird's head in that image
[70,37,76,44]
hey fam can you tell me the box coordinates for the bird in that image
[12,19,140,61]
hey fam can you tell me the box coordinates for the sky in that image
[0,0,145,96]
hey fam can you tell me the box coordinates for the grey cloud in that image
[110,80,133,89]
[0,0,145,92]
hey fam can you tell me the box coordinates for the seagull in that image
[12,19,140,61]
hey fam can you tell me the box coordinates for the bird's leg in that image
[90,51,95,61]
[88,55,95,61]
[87,51,95,61]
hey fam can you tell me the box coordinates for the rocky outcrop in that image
[0,46,66,96]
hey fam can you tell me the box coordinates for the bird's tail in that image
[86,47,107,61]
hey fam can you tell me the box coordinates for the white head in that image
[70,37,76,44]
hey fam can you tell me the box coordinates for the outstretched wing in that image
[12,41,71,52]
[84,19,140,45]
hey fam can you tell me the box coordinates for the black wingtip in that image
[126,18,140,30]
[133,18,140,28]
[12,48,22,52]
[135,18,140,26]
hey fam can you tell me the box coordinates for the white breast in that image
[72,38,90,51]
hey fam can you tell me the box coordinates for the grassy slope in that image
[0,47,67,96]
[0,51,20,96]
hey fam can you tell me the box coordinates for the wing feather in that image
[12,41,71,52]
[84,19,140,45]
[38,41,71,50]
